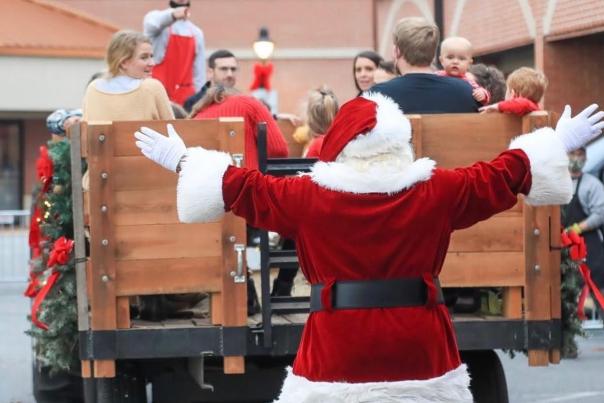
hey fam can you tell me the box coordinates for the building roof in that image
[0,0,118,58]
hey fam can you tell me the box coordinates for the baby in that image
[438,36,490,105]
[480,67,548,116]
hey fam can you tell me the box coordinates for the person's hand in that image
[566,222,583,235]
[473,89,486,103]
[276,113,302,127]
[479,103,500,114]
[63,116,81,132]
[556,104,604,152]
[134,124,186,172]
[172,6,190,21]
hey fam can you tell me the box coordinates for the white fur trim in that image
[274,364,472,403]
[338,92,411,159]
[310,155,435,194]
[509,127,572,205]
[176,147,233,223]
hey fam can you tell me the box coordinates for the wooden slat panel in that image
[449,215,523,252]
[420,113,522,168]
[441,252,525,287]
[114,189,179,225]
[116,257,222,296]
[114,223,222,260]
[113,156,177,191]
[112,119,227,156]
[87,123,117,332]
[528,350,549,367]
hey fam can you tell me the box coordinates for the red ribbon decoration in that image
[23,272,40,298]
[29,236,74,330]
[47,236,74,268]
[31,271,60,330]
[36,145,53,193]
[28,207,42,258]
[249,62,274,91]
[561,230,604,319]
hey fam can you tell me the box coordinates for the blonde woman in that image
[83,30,174,121]
[304,86,339,158]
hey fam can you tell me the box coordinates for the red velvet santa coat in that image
[176,111,571,401]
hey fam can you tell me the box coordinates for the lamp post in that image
[250,27,278,113]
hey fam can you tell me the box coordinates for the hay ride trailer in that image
[72,113,561,403]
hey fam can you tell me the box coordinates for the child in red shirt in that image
[480,67,548,116]
[437,36,490,105]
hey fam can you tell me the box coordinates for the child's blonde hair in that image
[307,86,339,136]
[106,30,151,77]
[506,67,548,103]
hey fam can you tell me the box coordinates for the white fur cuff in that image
[274,365,472,403]
[509,127,572,205]
[176,147,233,223]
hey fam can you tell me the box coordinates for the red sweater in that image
[305,135,325,158]
[194,95,288,169]
[498,97,539,116]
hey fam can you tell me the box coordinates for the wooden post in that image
[86,123,117,377]
[218,118,247,374]
[523,113,554,366]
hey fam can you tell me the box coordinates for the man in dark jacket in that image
[183,49,238,112]
[371,17,479,114]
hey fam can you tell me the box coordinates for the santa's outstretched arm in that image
[134,124,309,238]
[445,104,604,230]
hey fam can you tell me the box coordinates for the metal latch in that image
[230,244,246,283]
[232,153,244,168]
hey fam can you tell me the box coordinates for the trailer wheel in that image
[461,350,509,403]
[94,363,147,403]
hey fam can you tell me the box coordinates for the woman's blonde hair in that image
[188,85,241,118]
[307,86,339,136]
[106,30,151,77]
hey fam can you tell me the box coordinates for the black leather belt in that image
[310,277,444,312]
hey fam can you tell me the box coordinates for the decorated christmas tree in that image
[25,139,79,373]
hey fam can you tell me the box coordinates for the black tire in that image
[461,350,509,403]
[94,363,147,403]
[32,359,84,403]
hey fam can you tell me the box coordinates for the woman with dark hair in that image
[353,50,384,93]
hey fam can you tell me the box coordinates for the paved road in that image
[500,330,604,403]
[1,280,602,403]
[1,282,34,403]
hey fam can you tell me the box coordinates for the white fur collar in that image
[309,157,436,194]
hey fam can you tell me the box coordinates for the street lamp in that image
[253,27,274,60]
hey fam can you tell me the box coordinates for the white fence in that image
[0,210,30,282]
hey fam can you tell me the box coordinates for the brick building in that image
[2,0,603,208]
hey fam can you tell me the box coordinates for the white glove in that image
[134,124,187,172]
[556,104,604,152]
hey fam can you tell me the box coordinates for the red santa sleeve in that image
[176,147,307,237]
[446,127,572,230]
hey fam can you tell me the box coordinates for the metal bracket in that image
[187,351,214,392]
[232,153,244,168]
[230,244,246,283]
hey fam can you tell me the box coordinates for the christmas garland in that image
[25,139,80,373]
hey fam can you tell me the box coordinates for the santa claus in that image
[135,94,603,402]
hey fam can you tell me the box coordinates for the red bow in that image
[47,236,74,268]
[36,146,53,192]
[249,62,274,91]
[562,230,604,320]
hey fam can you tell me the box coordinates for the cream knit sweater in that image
[82,78,174,122]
